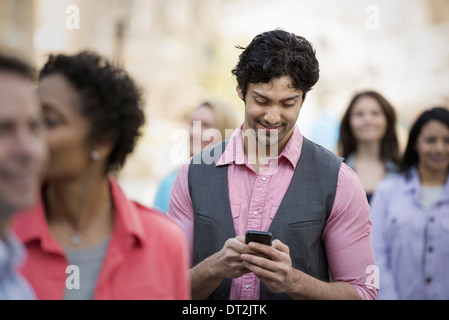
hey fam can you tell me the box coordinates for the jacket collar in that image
[403,167,449,201]
[402,167,422,194]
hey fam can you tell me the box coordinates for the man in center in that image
[168,29,377,300]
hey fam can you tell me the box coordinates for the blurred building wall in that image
[0,0,447,206]
[0,0,35,61]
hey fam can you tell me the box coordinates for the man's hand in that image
[211,236,255,279]
[191,236,257,299]
[241,239,360,300]
[241,239,298,294]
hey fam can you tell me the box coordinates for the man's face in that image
[0,71,48,219]
[239,75,304,154]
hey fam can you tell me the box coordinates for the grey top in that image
[64,238,109,300]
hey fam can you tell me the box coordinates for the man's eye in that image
[255,99,267,105]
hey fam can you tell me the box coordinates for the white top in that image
[420,186,445,211]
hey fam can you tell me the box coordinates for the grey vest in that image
[188,137,342,300]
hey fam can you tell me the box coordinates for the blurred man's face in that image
[0,71,48,221]
[189,104,219,156]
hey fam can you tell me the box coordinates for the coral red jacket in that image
[12,177,190,300]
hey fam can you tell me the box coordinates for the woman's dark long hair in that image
[338,90,401,166]
[401,107,449,172]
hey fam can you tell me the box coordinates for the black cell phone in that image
[245,230,272,246]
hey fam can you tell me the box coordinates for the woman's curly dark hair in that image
[232,29,320,100]
[39,51,145,172]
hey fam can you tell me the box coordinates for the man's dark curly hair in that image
[39,51,145,172]
[232,29,320,100]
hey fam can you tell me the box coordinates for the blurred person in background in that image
[370,107,449,299]
[154,99,240,213]
[12,51,190,300]
[338,91,401,203]
[0,53,47,300]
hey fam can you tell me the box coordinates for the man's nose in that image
[264,106,281,125]
[13,129,45,165]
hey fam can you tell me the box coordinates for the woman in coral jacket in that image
[12,51,190,300]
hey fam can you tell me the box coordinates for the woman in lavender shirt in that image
[370,107,449,300]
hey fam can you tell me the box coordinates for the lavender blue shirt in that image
[370,167,449,299]
[0,233,35,300]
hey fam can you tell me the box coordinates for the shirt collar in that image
[216,123,303,169]
[12,177,146,253]
[108,177,146,247]
[404,166,449,200]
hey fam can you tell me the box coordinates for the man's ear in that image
[236,84,244,101]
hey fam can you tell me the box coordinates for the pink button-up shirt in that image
[168,125,377,300]
[13,177,190,300]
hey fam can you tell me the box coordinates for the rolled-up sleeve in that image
[322,163,378,300]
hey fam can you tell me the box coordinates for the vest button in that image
[253,211,258,215]
[220,291,227,299]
